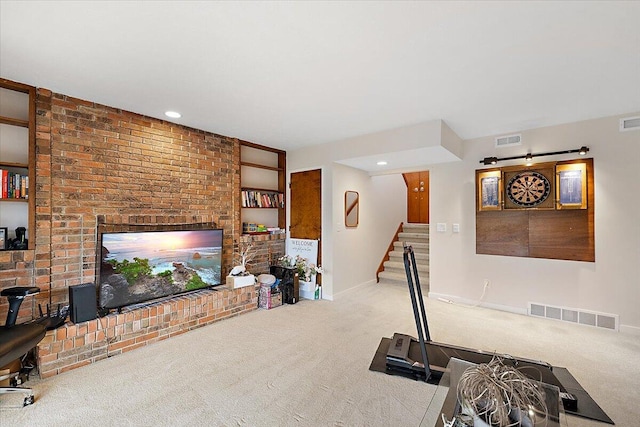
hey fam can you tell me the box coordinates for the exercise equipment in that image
[374,245,613,423]
[385,244,559,386]
[0,287,47,407]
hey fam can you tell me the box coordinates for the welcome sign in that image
[286,238,320,299]
[286,238,318,267]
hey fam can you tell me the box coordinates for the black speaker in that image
[270,266,298,304]
[69,283,97,323]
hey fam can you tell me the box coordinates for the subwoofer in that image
[69,283,97,323]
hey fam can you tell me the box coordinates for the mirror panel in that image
[345,191,359,228]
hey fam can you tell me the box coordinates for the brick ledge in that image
[37,286,258,378]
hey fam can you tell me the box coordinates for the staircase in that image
[378,223,429,287]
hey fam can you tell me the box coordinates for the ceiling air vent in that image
[620,116,640,132]
[495,134,522,148]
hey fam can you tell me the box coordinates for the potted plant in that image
[278,254,323,299]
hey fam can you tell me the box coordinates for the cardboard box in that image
[270,292,282,308]
[0,359,20,386]
[226,274,255,289]
[259,284,282,309]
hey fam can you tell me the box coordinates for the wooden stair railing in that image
[376,222,404,282]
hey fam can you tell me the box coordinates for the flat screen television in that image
[97,228,223,310]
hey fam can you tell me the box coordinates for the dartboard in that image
[506,171,551,207]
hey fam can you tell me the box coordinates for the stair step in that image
[398,232,429,240]
[380,223,429,287]
[378,270,430,285]
[403,223,429,233]
[389,252,429,263]
[393,241,429,251]
[394,247,429,257]
[384,264,429,274]
[378,271,408,283]
[383,260,429,272]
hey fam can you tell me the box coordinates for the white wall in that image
[429,112,640,332]
[287,122,437,300]
[286,158,407,300]
[331,164,376,295]
[288,112,640,331]
[332,166,408,297]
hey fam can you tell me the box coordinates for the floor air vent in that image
[528,302,618,331]
[620,116,640,132]
[495,134,522,148]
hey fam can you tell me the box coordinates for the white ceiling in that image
[2,1,639,166]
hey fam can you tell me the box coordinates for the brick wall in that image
[43,91,239,305]
[37,285,257,378]
[0,88,286,376]
[0,250,36,322]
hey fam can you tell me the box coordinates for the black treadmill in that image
[381,245,621,424]
[385,245,556,386]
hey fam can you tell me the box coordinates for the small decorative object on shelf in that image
[0,227,7,250]
[8,227,28,250]
[226,237,256,289]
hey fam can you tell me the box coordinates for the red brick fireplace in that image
[0,86,285,377]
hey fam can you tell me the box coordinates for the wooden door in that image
[404,171,429,224]
[290,169,322,270]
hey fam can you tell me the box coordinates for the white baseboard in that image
[427,292,528,315]
[429,292,640,334]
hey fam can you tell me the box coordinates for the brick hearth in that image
[37,285,257,378]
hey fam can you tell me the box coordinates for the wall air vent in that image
[620,116,640,132]
[495,134,522,148]
[528,302,618,331]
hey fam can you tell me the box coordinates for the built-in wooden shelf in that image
[0,116,29,127]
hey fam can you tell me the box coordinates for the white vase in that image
[299,279,315,300]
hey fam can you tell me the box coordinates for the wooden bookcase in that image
[0,78,35,250]
[240,141,286,233]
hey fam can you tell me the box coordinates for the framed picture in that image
[476,170,502,211]
[0,227,7,250]
[556,162,587,209]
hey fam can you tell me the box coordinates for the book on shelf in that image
[0,169,28,200]
[241,190,284,208]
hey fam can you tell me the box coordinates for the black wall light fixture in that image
[480,146,589,165]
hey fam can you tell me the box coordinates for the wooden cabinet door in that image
[405,171,429,224]
[290,169,322,273]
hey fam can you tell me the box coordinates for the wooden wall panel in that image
[476,158,594,262]
[476,211,529,257]
[528,210,594,261]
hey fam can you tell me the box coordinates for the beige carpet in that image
[1,280,638,426]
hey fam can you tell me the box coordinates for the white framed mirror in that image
[345,191,359,228]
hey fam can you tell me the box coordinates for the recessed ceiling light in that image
[377,161,388,166]
[165,111,181,119]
